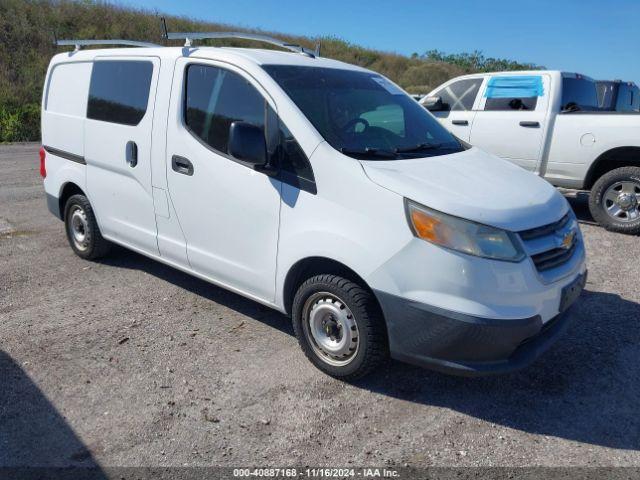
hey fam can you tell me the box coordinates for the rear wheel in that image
[589,167,640,234]
[292,274,388,380]
[64,194,111,260]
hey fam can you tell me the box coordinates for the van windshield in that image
[263,65,464,160]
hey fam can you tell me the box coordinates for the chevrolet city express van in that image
[40,37,586,379]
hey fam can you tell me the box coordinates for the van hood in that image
[360,147,568,232]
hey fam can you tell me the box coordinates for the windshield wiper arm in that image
[394,142,443,153]
[340,147,398,159]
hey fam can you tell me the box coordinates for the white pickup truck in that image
[422,71,640,234]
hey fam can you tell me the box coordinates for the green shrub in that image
[0,104,40,143]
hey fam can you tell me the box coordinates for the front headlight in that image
[405,199,525,262]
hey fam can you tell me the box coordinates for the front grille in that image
[518,213,579,274]
[519,213,570,240]
[530,240,577,271]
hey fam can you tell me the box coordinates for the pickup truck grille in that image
[518,213,579,274]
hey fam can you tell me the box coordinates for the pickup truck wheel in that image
[589,167,640,234]
[64,194,111,260]
[292,274,388,380]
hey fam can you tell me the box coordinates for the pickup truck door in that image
[428,77,484,142]
[469,75,550,172]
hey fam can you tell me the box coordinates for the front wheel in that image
[589,166,640,234]
[292,274,388,380]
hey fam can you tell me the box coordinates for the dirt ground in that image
[1,143,639,471]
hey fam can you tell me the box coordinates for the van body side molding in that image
[43,146,86,165]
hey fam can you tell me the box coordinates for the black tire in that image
[292,274,388,380]
[589,166,640,235]
[63,194,111,260]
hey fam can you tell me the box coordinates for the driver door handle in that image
[172,155,194,176]
[519,121,540,128]
[452,120,469,126]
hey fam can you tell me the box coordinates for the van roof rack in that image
[56,39,161,52]
[165,31,320,58]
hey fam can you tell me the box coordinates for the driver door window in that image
[185,65,264,155]
[185,65,315,192]
[432,78,483,112]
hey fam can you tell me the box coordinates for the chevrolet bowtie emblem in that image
[561,230,576,250]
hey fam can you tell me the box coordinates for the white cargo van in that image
[40,34,586,379]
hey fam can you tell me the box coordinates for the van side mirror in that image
[423,96,445,112]
[228,121,268,168]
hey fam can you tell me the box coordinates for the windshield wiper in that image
[340,147,398,159]
[394,142,442,153]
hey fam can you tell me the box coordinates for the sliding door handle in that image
[519,121,540,128]
[126,141,138,167]
[452,120,469,126]
[172,155,194,176]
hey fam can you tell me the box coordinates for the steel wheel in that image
[67,204,90,252]
[302,292,359,367]
[603,180,640,222]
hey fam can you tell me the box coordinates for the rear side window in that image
[87,61,153,125]
[561,77,598,110]
[483,76,542,111]
[185,64,265,154]
[432,78,482,111]
[485,97,538,111]
[46,62,92,116]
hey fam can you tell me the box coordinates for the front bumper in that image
[375,272,586,376]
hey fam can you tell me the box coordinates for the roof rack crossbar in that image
[56,39,161,52]
[166,31,317,57]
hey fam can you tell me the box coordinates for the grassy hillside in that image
[0,0,540,142]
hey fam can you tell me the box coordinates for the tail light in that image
[39,146,46,178]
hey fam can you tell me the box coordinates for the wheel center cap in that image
[617,193,637,210]
[323,316,341,340]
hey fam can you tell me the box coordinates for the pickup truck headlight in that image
[405,199,525,262]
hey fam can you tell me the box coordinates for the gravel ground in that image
[1,143,639,470]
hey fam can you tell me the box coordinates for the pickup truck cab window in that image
[561,76,599,111]
[432,78,483,111]
[264,65,463,160]
[482,75,542,111]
